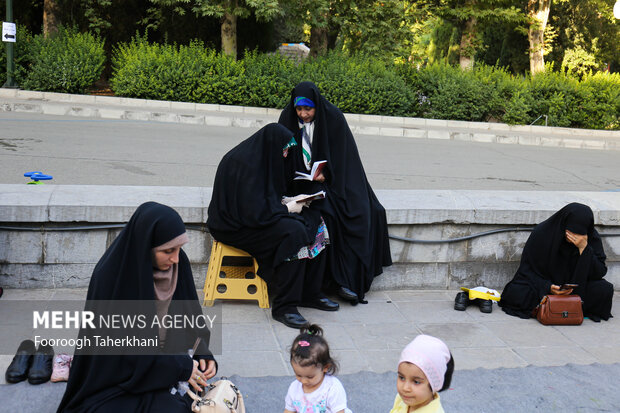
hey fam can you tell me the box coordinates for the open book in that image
[295,191,326,204]
[460,286,501,302]
[294,160,327,181]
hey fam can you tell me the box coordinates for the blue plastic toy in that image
[24,171,53,184]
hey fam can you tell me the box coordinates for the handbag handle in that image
[532,295,548,317]
[186,388,202,402]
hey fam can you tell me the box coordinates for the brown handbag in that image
[534,295,583,325]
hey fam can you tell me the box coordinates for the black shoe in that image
[28,344,54,385]
[5,339,35,384]
[454,292,469,311]
[477,299,493,314]
[300,297,340,312]
[337,286,358,302]
[273,312,308,329]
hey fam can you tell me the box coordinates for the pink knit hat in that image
[399,335,451,393]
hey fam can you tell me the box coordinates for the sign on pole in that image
[2,22,16,42]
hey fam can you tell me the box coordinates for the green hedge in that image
[240,51,297,108]
[111,41,414,116]
[295,52,415,116]
[14,27,105,94]
[0,26,33,87]
[5,31,619,130]
[111,38,245,105]
[400,62,619,129]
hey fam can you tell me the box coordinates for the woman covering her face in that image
[207,123,339,329]
[500,203,613,322]
[57,202,216,413]
[278,81,392,304]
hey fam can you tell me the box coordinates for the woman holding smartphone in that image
[499,203,613,322]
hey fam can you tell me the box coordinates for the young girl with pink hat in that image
[390,335,454,412]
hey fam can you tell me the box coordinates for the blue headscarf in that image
[294,96,315,108]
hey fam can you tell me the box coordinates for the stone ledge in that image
[2,185,619,225]
[1,185,619,290]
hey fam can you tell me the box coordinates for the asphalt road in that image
[1,112,619,191]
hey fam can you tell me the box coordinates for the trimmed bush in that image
[577,72,620,130]
[399,63,619,130]
[402,63,520,122]
[524,69,582,127]
[111,38,245,105]
[111,44,414,115]
[7,30,614,130]
[240,50,297,108]
[20,27,105,94]
[503,91,532,125]
[0,26,34,87]
[296,52,415,116]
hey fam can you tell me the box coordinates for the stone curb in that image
[1,185,619,291]
[2,184,620,226]
[1,88,619,151]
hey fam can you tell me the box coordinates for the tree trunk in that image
[43,0,60,37]
[310,26,328,57]
[459,15,477,70]
[221,12,237,57]
[527,0,551,75]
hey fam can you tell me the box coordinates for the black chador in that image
[207,123,329,321]
[500,203,613,321]
[58,202,216,413]
[278,81,392,303]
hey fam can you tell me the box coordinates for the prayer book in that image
[295,191,326,204]
[294,160,327,181]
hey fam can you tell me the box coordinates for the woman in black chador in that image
[278,81,392,304]
[207,123,339,329]
[58,202,217,413]
[500,203,613,322]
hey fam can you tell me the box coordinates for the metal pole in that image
[3,0,18,88]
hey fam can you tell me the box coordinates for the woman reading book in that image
[207,123,339,329]
[278,81,392,304]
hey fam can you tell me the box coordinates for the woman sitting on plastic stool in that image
[207,123,339,329]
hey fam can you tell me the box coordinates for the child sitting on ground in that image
[391,335,454,412]
[284,324,352,413]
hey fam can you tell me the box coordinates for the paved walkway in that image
[2,288,619,384]
[2,89,619,151]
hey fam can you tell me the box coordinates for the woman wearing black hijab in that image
[207,123,339,329]
[500,203,613,322]
[278,81,392,304]
[58,202,217,413]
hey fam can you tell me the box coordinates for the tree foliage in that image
[1,0,618,83]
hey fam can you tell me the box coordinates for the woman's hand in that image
[550,284,573,295]
[188,359,206,392]
[314,172,326,183]
[201,359,216,380]
[565,230,587,254]
[285,195,311,213]
[286,200,304,214]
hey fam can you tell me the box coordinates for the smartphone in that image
[559,284,578,290]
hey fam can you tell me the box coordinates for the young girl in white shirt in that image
[284,324,352,413]
[390,335,454,413]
